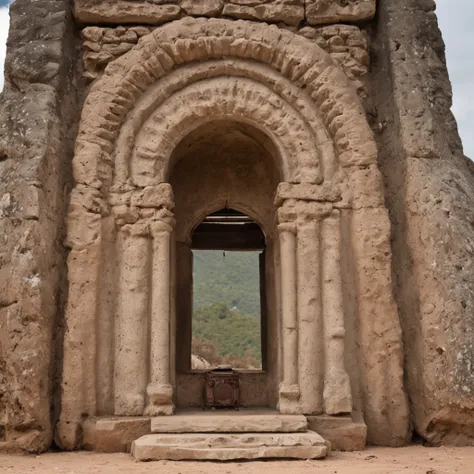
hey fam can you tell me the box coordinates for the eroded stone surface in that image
[2,0,473,458]
[306,0,376,25]
[151,413,308,433]
[0,0,78,453]
[82,23,369,94]
[74,0,305,25]
[84,417,152,453]
[371,0,474,446]
[131,431,329,460]
[298,24,369,98]
[307,415,367,451]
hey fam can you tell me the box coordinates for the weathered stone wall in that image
[0,0,78,452]
[73,0,376,26]
[81,22,368,99]
[1,0,473,454]
[371,0,474,445]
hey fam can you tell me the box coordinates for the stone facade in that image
[0,0,473,456]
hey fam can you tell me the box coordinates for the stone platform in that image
[132,410,329,461]
[83,409,365,458]
[131,432,329,461]
[151,411,308,433]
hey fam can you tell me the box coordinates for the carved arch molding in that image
[57,18,409,449]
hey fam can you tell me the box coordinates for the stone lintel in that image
[306,415,367,452]
[275,182,341,207]
[74,1,306,26]
[151,413,308,433]
[74,1,181,25]
[131,431,329,461]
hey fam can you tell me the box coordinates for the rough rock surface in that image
[83,417,152,453]
[298,24,369,98]
[1,0,474,456]
[371,0,474,445]
[306,415,367,451]
[73,0,375,26]
[0,0,77,453]
[80,23,369,98]
[306,0,376,25]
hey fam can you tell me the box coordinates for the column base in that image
[144,383,174,416]
[278,384,301,414]
[55,420,83,450]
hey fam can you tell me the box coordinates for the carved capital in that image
[150,219,174,236]
[275,182,341,207]
[277,199,333,227]
[112,204,140,227]
[278,222,297,235]
[121,220,150,238]
[131,184,175,210]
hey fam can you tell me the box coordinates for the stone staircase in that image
[130,411,330,461]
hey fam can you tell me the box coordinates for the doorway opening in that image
[190,209,267,371]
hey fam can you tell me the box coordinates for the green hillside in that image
[192,302,261,366]
[192,250,261,318]
[192,250,262,368]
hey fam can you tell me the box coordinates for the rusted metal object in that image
[204,366,240,409]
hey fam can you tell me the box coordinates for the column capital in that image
[277,200,333,227]
[131,184,175,210]
[275,182,341,207]
[150,219,174,236]
[121,220,150,237]
[278,221,297,235]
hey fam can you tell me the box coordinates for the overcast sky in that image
[0,0,473,157]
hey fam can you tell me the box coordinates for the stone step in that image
[131,431,330,461]
[151,413,308,434]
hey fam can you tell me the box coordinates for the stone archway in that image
[57,17,408,449]
[168,119,280,410]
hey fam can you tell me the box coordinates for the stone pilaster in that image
[277,220,300,414]
[114,221,150,416]
[145,218,175,416]
[297,217,324,415]
[321,210,352,414]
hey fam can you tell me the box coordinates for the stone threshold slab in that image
[131,431,329,461]
[151,413,308,433]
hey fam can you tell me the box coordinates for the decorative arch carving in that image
[72,17,376,192]
[114,59,338,188]
[131,77,322,186]
[58,17,409,450]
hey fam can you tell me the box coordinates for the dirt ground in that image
[1,446,474,474]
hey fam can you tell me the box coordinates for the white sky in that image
[0,1,473,157]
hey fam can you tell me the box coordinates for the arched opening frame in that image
[57,17,409,450]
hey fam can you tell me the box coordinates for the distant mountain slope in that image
[192,302,261,365]
[192,250,261,318]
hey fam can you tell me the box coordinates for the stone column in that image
[322,210,352,414]
[114,221,150,415]
[278,221,300,414]
[145,219,175,416]
[297,218,324,414]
